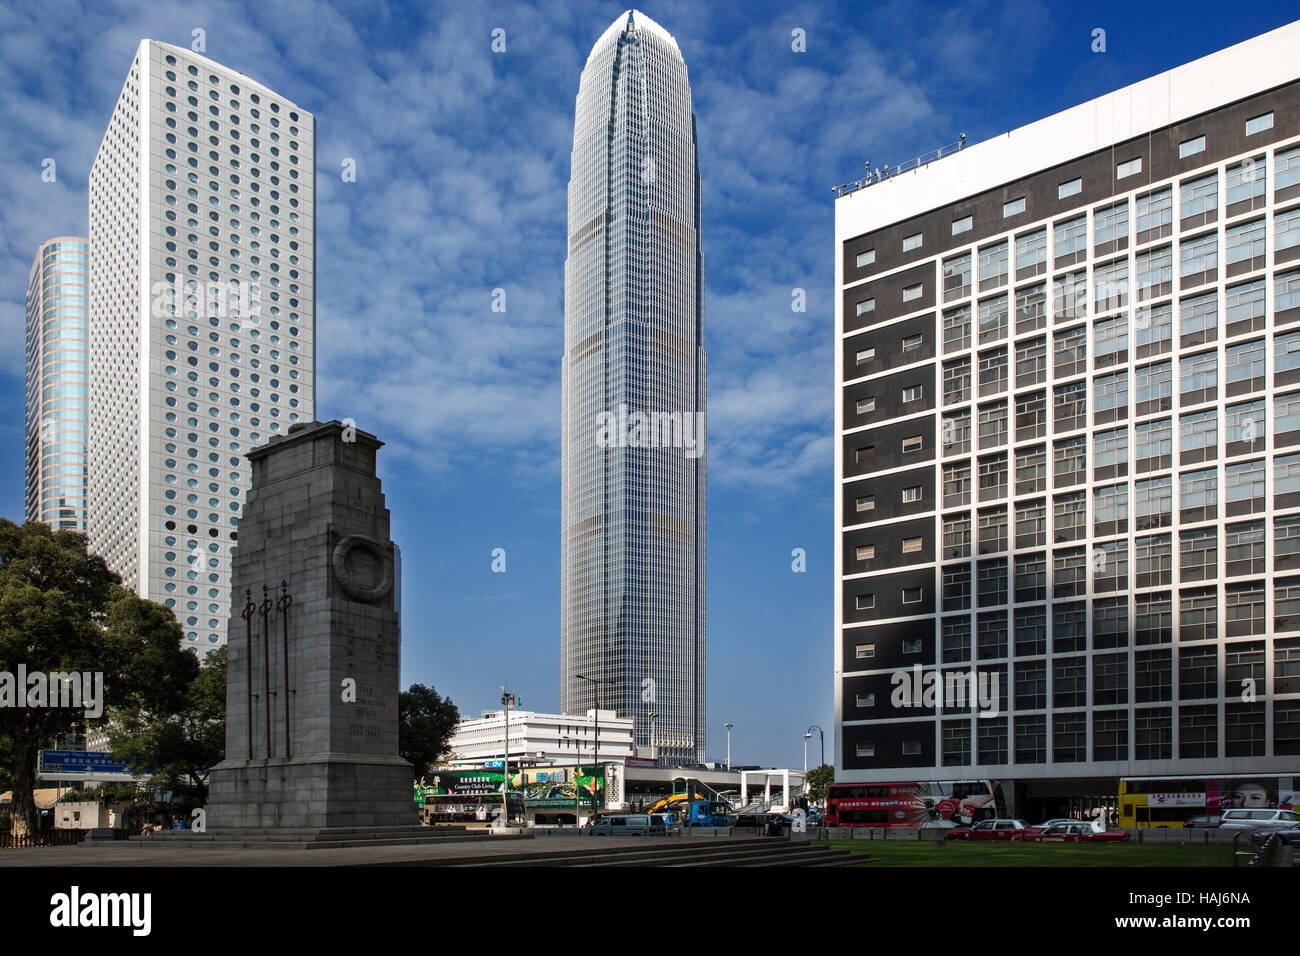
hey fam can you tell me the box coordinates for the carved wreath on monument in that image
[331,534,394,603]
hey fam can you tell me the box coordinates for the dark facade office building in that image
[835,21,1300,813]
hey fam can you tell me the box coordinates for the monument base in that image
[207,753,417,830]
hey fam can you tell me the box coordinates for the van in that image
[588,814,652,836]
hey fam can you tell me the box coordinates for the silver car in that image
[1218,808,1300,832]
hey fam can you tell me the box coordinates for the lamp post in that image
[576,673,603,819]
[725,723,733,770]
[807,724,825,769]
[802,732,812,773]
[649,712,658,767]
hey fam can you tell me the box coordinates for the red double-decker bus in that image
[826,779,1004,827]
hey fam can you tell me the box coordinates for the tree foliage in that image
[0,520,198,833]
[807,763,835,804]
[398,683,459,779]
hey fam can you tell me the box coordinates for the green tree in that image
[807,763,835,804]
[0,520,197,834]
[398,683,459,779]
[107,645,225,801]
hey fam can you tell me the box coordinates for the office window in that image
[902,485,922,503]
[901,587,923,604]
[855,445,875,465]
[902,283,922,303]
[1226,219,1266,265]
[978,454,1007,498]
[1180,468,1217,514]
[855,346,876,365]
[855,494,875,513]
[901,385,924,405]
[1015,283,1047,332]
[1279,270,1300,313]
[944,253,972,301]
[943,359,970,405]
[1279,452,1300,495]
[901,333,924,353]
[1136,188,1173,235]
[1094,370,1128,414]
[855,593,875,610]
[1278,145,1300,191]
[979,349,1008,393]
[1059,178,1082,199]
[1136,246,1172,296]
[1015,337,1047,382]
[902,435,923,454]
[1279,393,1300,436]
[1095,202,1128,246]
[1095,313,1128,360]
[903,232,923,252]
[1178,135,1205,158]
[943,515,971,559]
[978,401,1008,446]
[1180,705,1217,759]
[976,298,1009,349]
[855,643,875,660]
[1016,229,1047,272]
[1225,400,1265,447]
[1181,351,1217,394]
[855,544,874,561]
[1135,475,1172,529]
[1245,112,1274,135]
[1136,360,1172,406]
[1055,216,1086,258]
[1136,419,1172,461]
[1094,427,1128,470]
[952,215,972,235]
[1181,172,1218,220]
[1094,654,1129,705]
[1055,270,1088,321]
[1116,157,1142,179]
[902,536,923,554]
[1226,338,1265,386]
[855,693,875,708]
[1054,324,1087,372]
[1181,233,1218,281]
[1179,291,1217,341]
[901,741,922,756]
[1135,534,1173,584]
[1093,483,1128,528]
[943,411,970,452]
[1015,393,1047,444]
[856,297,876,316]
[1227,279,1265,332]
[1279,330,1300,375]
[943,306,971,353]
[1014,498,1046,547]
[1180,408,1217,452]
[1094,259,1128,308]
[1226,458,1266,504]
[979,242,1009,289]
[978,506,1008,554]
[855,249,875,268]
[902,639,922,654]
[855,396,876,415]
[1003,197,1025,218]
[1277,207,1300,253]
[1226,158,1265,206]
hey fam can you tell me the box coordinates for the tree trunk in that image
[11,730,38,837]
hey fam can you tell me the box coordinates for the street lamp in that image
[802,732,812,773]
[575,673,604,818]
[649,712,658,766]
[807,724,825,769]
[725,723,733,770]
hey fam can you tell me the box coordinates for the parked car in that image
[944,819,1031,841]
[1249,821,1300,846]
[1021,821,1130,843]
[1031,818,1073,829]
[1218,808,1300,833]
[587,813,653,836]
[1183,814,1223,829]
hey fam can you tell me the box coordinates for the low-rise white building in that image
[447,708,634,769]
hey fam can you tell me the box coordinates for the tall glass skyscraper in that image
[26,237,90,531]
[561,10,707,764]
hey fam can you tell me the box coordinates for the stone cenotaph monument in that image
[206,420,416,835]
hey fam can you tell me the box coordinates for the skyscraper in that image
[561,11,707,764]
[88,40,315,653]
[835,21,1300,813]
[26,237,90,532]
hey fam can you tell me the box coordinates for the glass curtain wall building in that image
[561,10,707,764]
[26,237,90,531]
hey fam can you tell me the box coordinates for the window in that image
[1095,202,1128,246]
[1136,188,1172,235]
[855,396,876,415]
[855,643,875,660]
[1003,197,1025,217]
[855,544,874,561]
[1225,400,1264,446]
[1278,145,1300,191]
[1279,330,1300,375]
[855,593,875,610]
[1054,324,1086,372]
[1245,112,1274,135]
[903,232,923,252]
[902,536,923,553]
[1135,475,1172,528]
[1016,338,1047,385]
[1226,219,1266,265]
[855,446,874,465]
[1094,258,1128,308]
[1277,207,1300,253]
[1136,360,1172,406]
[1179,135,1206,158]
[1093,483,1128,528]
[1227,158,1265,206]
[978,349,1008,394]
[901,741,922,755]
[902,284,922,303]
[1181,173,1217,219]
[902,486,923,503]
[856,297,876,316]
[978,295,1008,343]
[856,249,875,268]
[944,305,972,353]
[1094,370,1128,414]
[902,435,923,453]
[1227,458,1266,504]
[1054,436,1087,482]
[855,346,876,365]
[855,494,875,513]
[979,242,1009,289]
[1279,270,1300,313]
[1136,246,1172,296]
[1227,280,1266,331]
[1226,339,1265,386]
[978,401,1008,445]
[1095,313,1128,360]
[1136,419,1173,461]
[1016,283,1047,332]
[901,333,923,352]
[901,587,922,604]
[855,691,876,707]
[1279,452,1300,495]
[1058,178,1082,199]
[943,359,970,404]
[943,253,972,300]
[1016,229,1046,272]
[1279,393,1300,436]
[856,742,875,757]
[1180,408,1217,452]
[901,384,923,403]
[1181,351,1217,395]
[1180,468,1217,514]
[1055,216,1086,258]
[1094,427,1128,469]
[1180,291,1217,340]
[952,215,972,235]
[1116,157,1142,179]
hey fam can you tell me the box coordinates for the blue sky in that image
[2,0,1297,769]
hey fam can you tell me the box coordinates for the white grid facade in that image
[89,40,315,652]
[561,11,707,763]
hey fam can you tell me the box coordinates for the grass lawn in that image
[816,838,1236,867]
